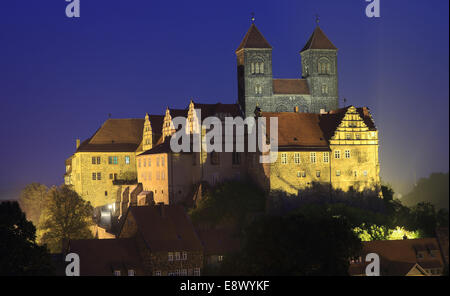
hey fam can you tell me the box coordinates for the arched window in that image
[318,58,331,74]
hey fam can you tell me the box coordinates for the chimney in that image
[294,106,299,113]
[76,139,80,149]
[157,202,165,218]
[320,108,326,114]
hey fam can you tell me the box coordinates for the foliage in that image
[219,212,362,276]
[18,183,49,226]
[188,179,266,229]
[0,201,54,275]
[39,185,94,253]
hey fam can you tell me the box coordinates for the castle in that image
[64,23,381,210]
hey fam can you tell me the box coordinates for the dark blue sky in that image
[0,0,448,199]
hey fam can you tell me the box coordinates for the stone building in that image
[67,204,203,276]
[236,23,338,118]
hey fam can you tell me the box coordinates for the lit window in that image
[316,171,321,178]
[294,153,300,164]
[109,173,113,179]
[168,252,173,261]
[301,171,306,178]
[155,271,162,276]
[336,170,341,176]
[345,150,351,159]
[113,270,121,276]
[125,156,130,164]
[356,134,361,140]
[175,252,180,261]
[363,170,368,176]
[346,134,351,140]
[182,252,187,260]
[281,153,287,164]
[321,84,328,94]
[161,171,165,180]
[335,150,340,159]
[323,152,329,163]
[218,255,224,262]
[128,269,135,276]
[310,152,316,163]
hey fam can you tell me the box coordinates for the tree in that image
[409,202,438,237]
[219,212,362,276]
[39,185,94,253]
[18,183,49,226]
[0,201,54,275]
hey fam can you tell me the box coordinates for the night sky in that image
[0,0,448,199]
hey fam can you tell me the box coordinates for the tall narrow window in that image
[345,150,351,159]
[125,156,130,164]
[316,171,321,178]
[310,152,316,163]
[335,150,341,159]
[323,152,329,163]
[294,153,300,164]
[97,172,101,180]
[92,173,96,180]
[92,157,96,164]
[281,153,287,164]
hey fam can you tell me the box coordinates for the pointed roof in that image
[236,24,272,52]
[301,26,337,52]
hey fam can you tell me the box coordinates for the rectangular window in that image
[356,134,361,140]
[316,171,321,178]
[96,157,100,164]
[281,153,287,164]
[363,170,368,176]
[346,133,351,140]
[354,170,358,177]
[148,172,152,181]
[168,252,173,261]
[161,171,165,180]
[109,173,113,180]
[182,252,187,260]
[125,156,130,164]
[92,173,96,180]
[92,157,96,164]
[335,150,340,159]
[128,269,135,276]
[323,152,329,163]
[345,150,351,159]
[336,170,341,176]
[108,156,112,164]
[114,173,117,180]
[156,172,160,181]
[294,153,300,164]
[218,255,224,262]
[301,171,306,178]
[154,271,161,276]
[310,152,316,163]
[161,156,165,167]
[297,171,301,178]
[193,268,200,276]
[175,252,180,261]
[113,270,121,276]
[97,172,101,180]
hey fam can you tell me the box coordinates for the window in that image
[148,172,152,181]
[181,269,187,276]
[255,85,262,95]
[148,158,151,167]
[193,268,200,276]
[161,171,165,180]
[156,171,160,180]
[128,269,135,276]
[294,153,300,164]
[310,152,316,163]
[182,252,187,260]
[218,255,224,262]
[156,157,160,167]
[168,252,173,261]
[161,155,165,167]
[345,150,351,159]
[114,173,117,180]
[323,152,329,163]
[316,171,321,178]
[336,170,341,176]
[353,170,358,177]
[251,61,264,74]
[297,171,301,178]
[356,134,361,140]
[321,84,328,94]
[108,156,118,164]
[154,271,162,276]
[92,173,96,180]
[281,153,287,164]
[109,173,113,180]
[319,60,330,74]
[175,252,180,261]
[125,156,130,164]
[335,150,340,159]
[346,133,351,140]
[105,191,108,196]
[300,171,306,178]
[92,157,96,164]
[113,270,121,276]
[363,170,368,176]
[97,172,101,180]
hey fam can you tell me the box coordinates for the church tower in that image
[236,23,273,118]
[300,25,339,112]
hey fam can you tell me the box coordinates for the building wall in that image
[137,153,169,204]
[66,151,138,208]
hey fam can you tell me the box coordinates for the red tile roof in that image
[236,24,272,52]
[273,79,310,95]
[67,238,144,276]
[261,112,329,150]
[301,26,337,52]
[126,205,203,252]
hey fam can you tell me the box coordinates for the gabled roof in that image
[126,205,203,252]
[76,118,144,152]
[67,238,144,276]
[261,112,329,150]
[146,114,165,135]
[273,79,310,95]
[301,26,337,52]
[236,24,272,52]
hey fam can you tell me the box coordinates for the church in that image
[64,23,381,211]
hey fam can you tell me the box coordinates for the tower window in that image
[251,61,265,74]
[255,85,262,95]
[321,84,329,94]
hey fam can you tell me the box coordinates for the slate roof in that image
[236,24,272,52]
[301,26,337,52]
